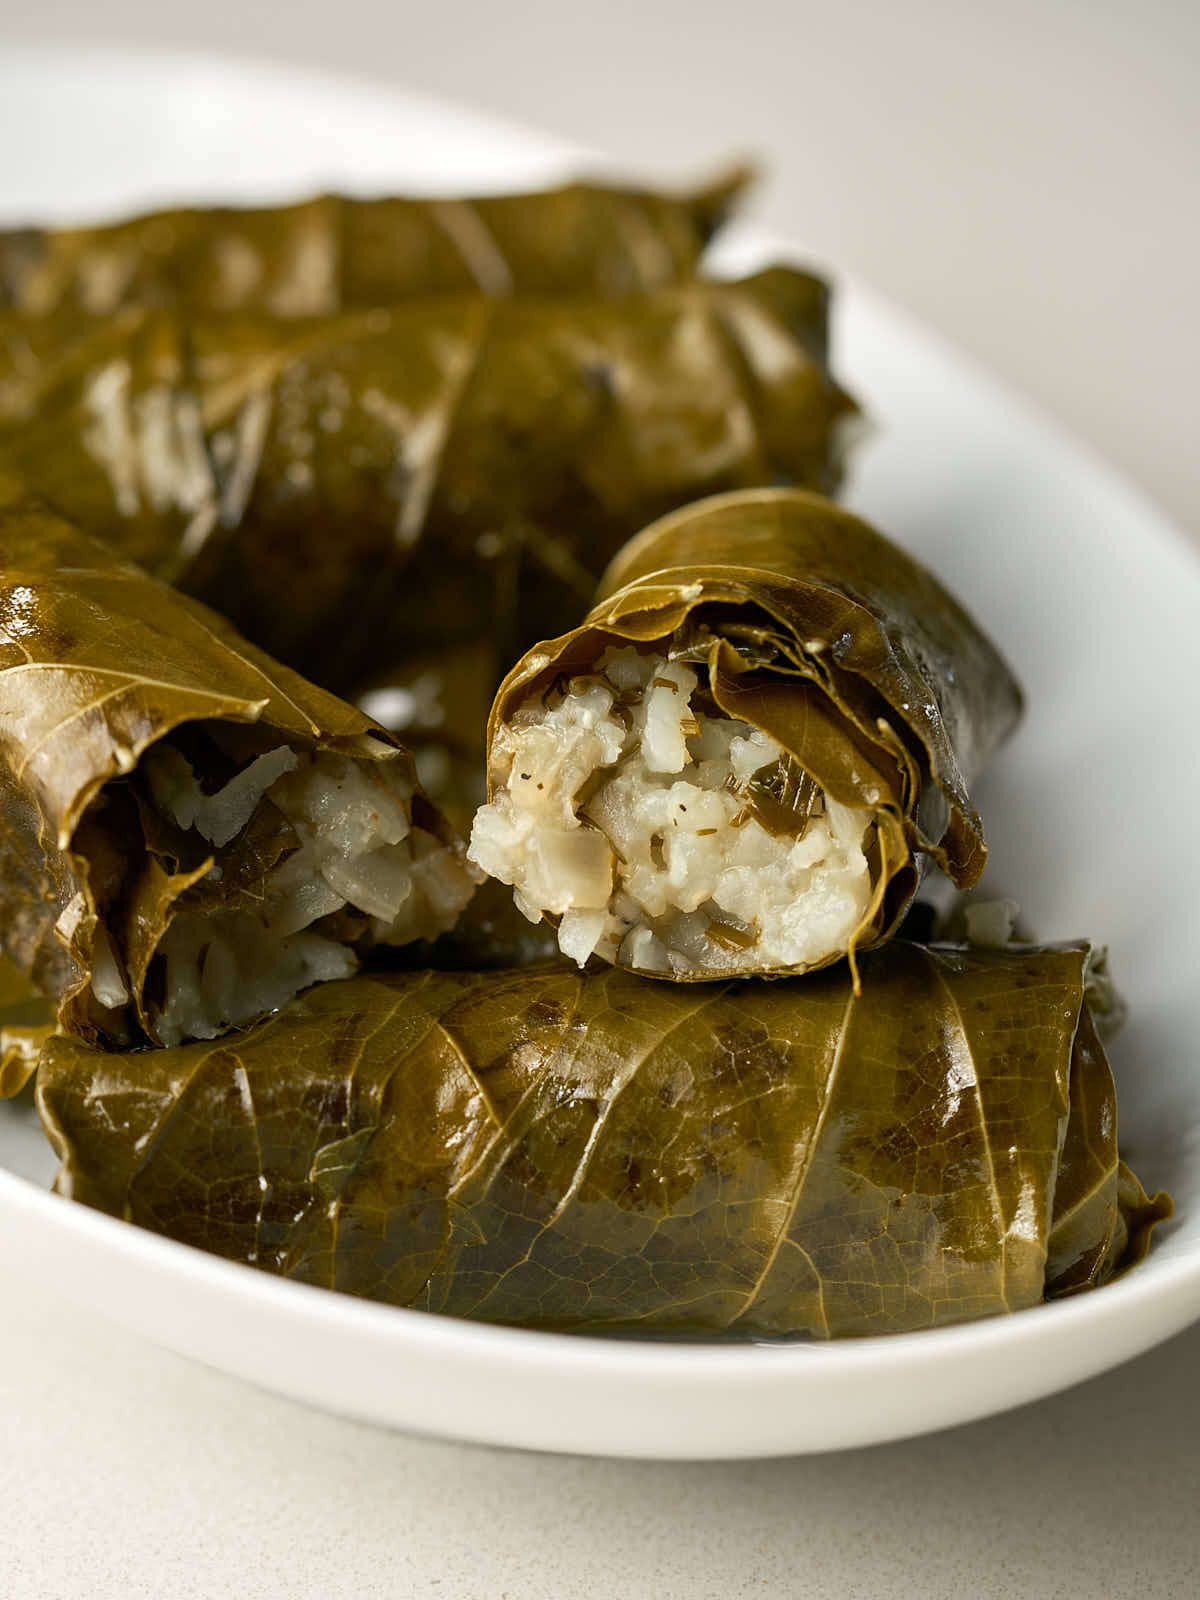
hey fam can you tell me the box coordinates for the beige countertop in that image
[1,5,1198,1595]
[2,1239,1198,1598]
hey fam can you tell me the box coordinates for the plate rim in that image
[4,1162,1198,1378]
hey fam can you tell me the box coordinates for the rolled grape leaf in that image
[0,168,751,314]
[0,496,477,1049]
[0,270,852,702]
[471,488,1023,979]
[32,943,1170,1338]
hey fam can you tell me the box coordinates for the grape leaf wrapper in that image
[33,944,1170,1338]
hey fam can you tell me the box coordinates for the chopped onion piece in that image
[90,924,130,1009]
[141,739,473,1044]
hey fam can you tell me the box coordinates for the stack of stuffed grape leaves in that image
[0,167,1170,1350]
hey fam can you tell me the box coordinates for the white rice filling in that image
[126,743,474,1045]
[468,648,875,975]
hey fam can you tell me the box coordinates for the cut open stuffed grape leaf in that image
[0,497,475,1048]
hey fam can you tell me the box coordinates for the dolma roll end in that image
[0,498,478,1048]
[470,488,1022,981]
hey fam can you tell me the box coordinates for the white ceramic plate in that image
[1,44,1197,1461]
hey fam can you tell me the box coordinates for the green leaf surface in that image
[0,951,55,1097]
[0,170,752,315]
[33,944,1170,1337]
[0,272,851,712]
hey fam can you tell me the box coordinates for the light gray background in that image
[1,4,1198,1596]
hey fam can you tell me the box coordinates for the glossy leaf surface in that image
[34,943,1169,1338]
[0,271,851,706]
[0,951,54,1097]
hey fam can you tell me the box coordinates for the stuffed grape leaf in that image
[0,270,851,706]
[0,168,751,314]
[33,944,1170,1337]
[485,488,1024,977]
[0,496,473,1048]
